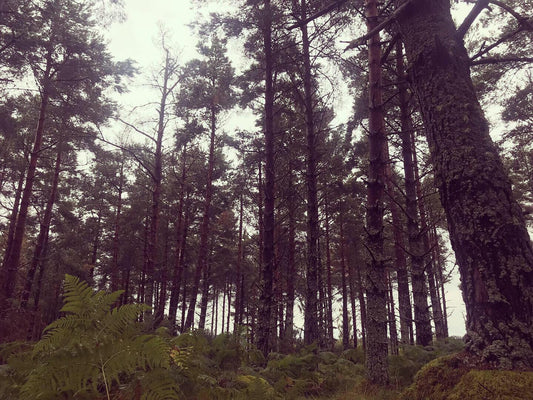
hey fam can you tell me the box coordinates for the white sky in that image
[102,0,468,338]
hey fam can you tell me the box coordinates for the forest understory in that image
[1,0,533,398]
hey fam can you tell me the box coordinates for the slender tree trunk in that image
[21,147,62,309]
[411,130,446,339]
[111,161,124,292]
[283,167,296,352]
[169,145,188,329]
[1,78,51,308]
[348,261,359,349]
[340,218,350,350]
[296,0,320,347]
[234,191,244,332]
[387,272,399,355]
[397,46,433,345]
[2,170,25,275]
[384,131,413,345]
[364,0,389,384]
[180,193,192,331]
[257,0,276,357]
[396,0,533,368]
[356,263,367,350]
[185,106,217,330]
[324,196,335,349]
[147,51,173,317]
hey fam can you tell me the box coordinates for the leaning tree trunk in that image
[364,0,390,385]
[395,0,533,369]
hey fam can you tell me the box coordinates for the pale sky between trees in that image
[102,0,471,337]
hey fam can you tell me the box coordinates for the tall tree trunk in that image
[283,166,296,352]
[364,0,390,384]
[180,192,192,331]
[1,76,51,308]
[411,129,446,340]
[396,0,533,368]
[111,160,124,292]
[234,191,244,332]
[356,264,367,350]
[257,0,276,357]
[2,169,25,284]
[21,147,62,309]
[297,0,320,346]
[147,50,173,316]
[387,272,399,355]
[398,42,433,345]
[348,260,359,349]
[324,196,335,349]
[340,217,350,350]
[384,132,413,345]
[185,106,216,330]
[169,145,188,330]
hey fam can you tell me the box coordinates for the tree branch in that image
[470,56,533,66]
[116,117,156,143]
[490,0,533,30]
[455,0,490,40]
[97,128,156,181]
[470,25,527,60]
[343,0,412,51]
[287,0,348,30]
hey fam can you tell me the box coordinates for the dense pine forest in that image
[0,0,532,399]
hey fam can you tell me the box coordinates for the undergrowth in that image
[0,275,466,399]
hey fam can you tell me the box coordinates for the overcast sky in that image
[103,0,468,338]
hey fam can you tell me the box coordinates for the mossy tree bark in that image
[395,0,533,368]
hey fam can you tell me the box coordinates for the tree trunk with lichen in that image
[396,0,533,369]
[364,0,389,384]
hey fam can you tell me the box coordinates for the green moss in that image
[448,370,533,400]
[401,354,533,400]
[400,356,465,400]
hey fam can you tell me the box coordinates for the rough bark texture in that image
[396,0,533,369]
[257,0,276,357]
[364,0,389,384]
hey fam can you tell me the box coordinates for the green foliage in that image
[400,353,533,400]
[0,275,184,399]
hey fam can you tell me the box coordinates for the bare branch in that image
[116,117,156,143]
